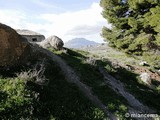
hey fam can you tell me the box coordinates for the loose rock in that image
[140,72,151,85]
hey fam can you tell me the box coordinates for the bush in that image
[0,78,33,119]
[143,52,160,69]
[16,62,48,85]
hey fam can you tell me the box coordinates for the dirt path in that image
[36,47,117,120]
[99,67,156,119]
[35,45,156,120]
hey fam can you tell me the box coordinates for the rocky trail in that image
[99,67,156,119]
[36,47,116,120]
[35,45,157,120]
[44,47,158,119]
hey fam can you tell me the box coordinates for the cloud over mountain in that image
[0,2,111,43]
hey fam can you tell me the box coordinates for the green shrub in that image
[107,103,116,112]
[119,104,127,112]
[0,78,33,119]
[93,108,105,119]
[143,52,160,68]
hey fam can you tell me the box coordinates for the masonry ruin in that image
[16,29,45,43]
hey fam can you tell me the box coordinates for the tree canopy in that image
[100,0,160,56]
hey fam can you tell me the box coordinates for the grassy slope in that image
[81,45,160,110]
[1,48,160,120]
[113,67,160,113]
[0,59,106,120]
[51,48,160,117]
[51,49,130,119]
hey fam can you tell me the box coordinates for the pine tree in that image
[100,0,160,55]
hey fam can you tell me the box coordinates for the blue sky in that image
[0,0,111,42]
[0,0,100,13]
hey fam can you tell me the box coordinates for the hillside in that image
[81,43,160,81]
[0,47,106,120]
[1,23,160,120]
[1,44,160,119]
[50,48,160,119]
[64,38,99,48]
[1,0,160,119]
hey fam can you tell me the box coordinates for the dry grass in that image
[16,61,48,85]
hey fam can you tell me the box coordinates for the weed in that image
[16,60,48,85]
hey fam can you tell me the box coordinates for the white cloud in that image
[39,2,111,42]
[0,2,111,43]
[67,25,102,36]
[0,10,26,28]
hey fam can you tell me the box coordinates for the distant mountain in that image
[64,38,99,48]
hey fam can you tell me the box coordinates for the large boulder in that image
[39,35,64,50]
[0,23,31,67]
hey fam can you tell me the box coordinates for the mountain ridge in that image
[64,38,99,48]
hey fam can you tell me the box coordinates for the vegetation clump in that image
[0,58,106,119]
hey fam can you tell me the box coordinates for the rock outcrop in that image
[0,23,31,67]
[39,35,64,50]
